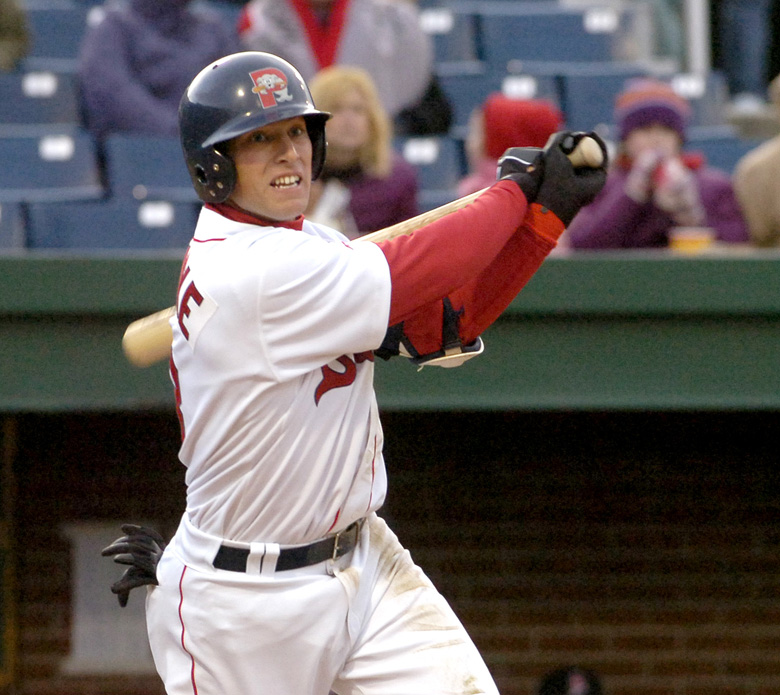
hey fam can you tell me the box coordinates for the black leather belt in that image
[213,521,360,573]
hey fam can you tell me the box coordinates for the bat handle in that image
[562,134,605,169]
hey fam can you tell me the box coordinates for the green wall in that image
[2,250,780,412]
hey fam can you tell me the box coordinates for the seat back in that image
[670,71,730,128]
[0,202,25,249]
[420,6,480,64]
[437,61,560,133]
[103,134,198,202]
[555,62,650,132]
[0,71,81,133]
[685,133,765,175]
[26,198,199,249]
[478,5,629,72]
[24,5,90,72]
[0,130,103,203]
[397,135,465,193]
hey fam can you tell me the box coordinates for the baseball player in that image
[103,51,606,695]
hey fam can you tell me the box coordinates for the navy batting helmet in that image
[179,52,330,204]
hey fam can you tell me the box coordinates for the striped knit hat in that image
[615,78,692,141]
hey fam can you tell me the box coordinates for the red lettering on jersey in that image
[314,351,374,405]
[354,351,374,365]
[178,281,204,340]
[177,251,191,293]
[170,355,185,441]
[315,356,354,405]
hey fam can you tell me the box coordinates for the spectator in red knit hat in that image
[458,93,564,197]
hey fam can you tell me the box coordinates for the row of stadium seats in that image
[0,128,469,248]
[11,1,733,138]
[0,198,198,250]
[0,124,764,249]
[21,1,632,72]
[0,60,734,140]
[3,0,764,250]
[0,127,469,206]
[438,61,731,133]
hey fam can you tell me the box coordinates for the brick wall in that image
[6,411,780,695]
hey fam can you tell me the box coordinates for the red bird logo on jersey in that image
[249,68,294,108]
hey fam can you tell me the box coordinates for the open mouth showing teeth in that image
[272,175,301,188]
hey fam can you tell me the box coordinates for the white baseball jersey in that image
[170,207,392,545]
[145,180,557,695]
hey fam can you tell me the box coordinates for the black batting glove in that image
[535,131,608,226]
[497,146,544,203]
[102,523,167,607]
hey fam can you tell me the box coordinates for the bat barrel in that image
[122,307,176,367]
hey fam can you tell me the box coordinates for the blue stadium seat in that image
[0,202,25,249]
[23,4,90,73]
[476,4,631,72]
[419,6,479,64]
[0,130,103,203]
[684,133,765,175]
[436,62,503,132]
[436,61,560,134]
[670,71,729,127]
[556,69,729,134]
[26,198,199,249]
[103,134,199,202]
[396,135,465,193]
[554,62,650,132]
[0,71,80,133]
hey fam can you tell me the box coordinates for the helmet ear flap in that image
[308,116,328,181]
[187,147,236,204]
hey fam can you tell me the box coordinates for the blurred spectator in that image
[0,0,29,72]
[458,92,564,198]
[306,65,419,238]
[78,0,239,139]
[237,0,452,136]
[538,666,604,695]
[567,78,749,249]
[733,71,780,246]
[716,0,773,116]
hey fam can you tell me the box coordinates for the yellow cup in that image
[669,227,716,253]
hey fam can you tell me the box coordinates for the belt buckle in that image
[331,529,343,562]
[331,521,358,562]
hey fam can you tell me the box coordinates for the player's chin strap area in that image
[375,298,485,371]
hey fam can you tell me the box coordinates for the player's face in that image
[228,116,313,221]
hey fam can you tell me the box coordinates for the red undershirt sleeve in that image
[395,203,565,356]
[375,180,528,326]
[453,203,564,342]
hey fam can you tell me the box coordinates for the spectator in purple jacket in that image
[566,78,748,249]
[77,0,239,139]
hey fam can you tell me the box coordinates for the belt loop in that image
[259,543,279,577]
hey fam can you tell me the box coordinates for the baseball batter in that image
[105,52,606,695]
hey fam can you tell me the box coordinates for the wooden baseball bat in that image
[122,136,604,367]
